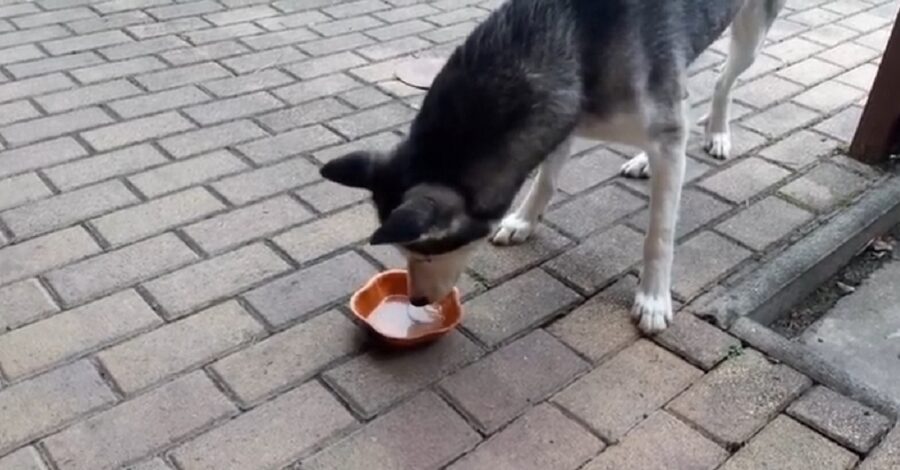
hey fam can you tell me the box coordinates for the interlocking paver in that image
[212,156,321,204]
[655,312,742,370]
[0,361,116,456]
[0,279,58,332]
[244,251,376,326]
[99,300,263,393]
[184,195,312,253]
[717,196,813,250]
[129,150,249,197]
[0,227,100,286]
[780,162,868,212]
[107,86,212,119]
[720,415,858,470]
[0,101,40,127]
[0,138,88,180]
[81,111,196,152]
[173,381,356,470]
[0,290,160,379]
[546,184,646,237]
[0,447,46,470]
[699,157,791,203]
[136,62,231,91]
[323,330,482,417]
[861,425,900,470]
[44,145,168,191]
[439,330,589,433]
[303,391,480,470]
[470,225,570,283]
[45,233,198,306]
[1,107,114,146]
[668,349,811,446]
[159,120,267,158]
[787,386,891,453]
[6,52,106,79]
[162,41,249,66]
[448,404,604,470]
[143,243,290,318]
[584,411,728,470]
[0,173,52,213]
[43,372,236,470]
[71,56,167,84]
[37,80,142,114]
[213,310,364,405]
[545,224,644,293]
[272,203,377,263]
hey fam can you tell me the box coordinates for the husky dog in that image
[321,0,785,333]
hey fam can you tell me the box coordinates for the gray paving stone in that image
[448,404,604,470]
[136,62,231,91]
[7,52,106,79]
[668,349,811,446]
[313,130,400,163]
[0,361,116,456]
[547,276,641,363]
[721,415,858,470]
[794,81,865,113]
[0,290,160,379]
[471,225,570,283]
[244,114,346,156]
[0,138,85,180]
[187,24,267,46]
[734,75,804,109]
[257,10,328,29]
[274,73,359,104]
[272,203,377,263]
[45,144,168,191]
[835,63,879,90]
[655,312,741,370]
[184,91,282,124]
[0,173,51,212]
[329,102,414,139]
[780,163,868,212]
[0,279,58,332]
[546,184,646,237]
[129,150,248,197]
[95,0,171,14]
[366,19,433,40]
[672,231,752,298]
[202,69,293,97]
[286,51,368,79]
[440,330,589,433]
[819,42,880,68]
[463,269,582,347]
[324,331,482,417]
[304,391,479,470]
[99,300,263,393]
[127,17,209,39]
[43,30,132,56]
[759,130,839,169]
[815,106,863,143]
[861,425,900,470]
[81,111,196,152]
[109,86,211,119]
[0,447,46,470]
[37,80,141,114]
[764,36,824,63]
[788,386,891,453]
[545,224,644,294]
[584,411,728,470]
[776,57,844,86]
[259,98,353,132]
[213,310,364,405]
[124,458,170,470]
[162,41,249,66]
[13,8,96,29]
[159,119,267,158]
[143,243,290,318]
[71,56,167,84]
[717,196,813,250]
[0,26,69,51]
[100,36,187,60]
[554,340,702,442]
[0,227,100,286]
[558,148,626,194]
[92,187,224,246]
[213,156,321,204]
[148,0,222,20]
[0,101,40,127]
[1,107,113,146]
[173,381,355,470]
[46,233,198,306]
[67,11,152,34]
[0,73,74,105]
[699,157,791,203]
[244,251,376,327]
[204,4,277,25]
[43,372,236,470]
[296,180,368,212]
[312,15,384,36]
[243,27,319,50]
[743,102,821,138]
[184,195,312,254]
[2,180,138,240]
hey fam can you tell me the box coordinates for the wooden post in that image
[849,9,900,163]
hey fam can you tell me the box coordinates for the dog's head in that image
[320,148,494,306]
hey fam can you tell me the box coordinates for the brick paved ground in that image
[0,0,899,468]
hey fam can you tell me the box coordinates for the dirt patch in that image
[772,225,900,338]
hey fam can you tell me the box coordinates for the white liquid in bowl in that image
[367,295,444,338]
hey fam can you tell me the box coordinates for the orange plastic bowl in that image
[350,270,462,347]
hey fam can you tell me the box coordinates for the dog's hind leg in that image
[632,102,689,333]
[705,0,785,158]
[491,137,572,245]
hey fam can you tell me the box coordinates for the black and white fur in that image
[321,0,785,333]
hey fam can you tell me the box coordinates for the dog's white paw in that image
[631,291,673,334]
[620,153,650,179]
[704,132,731,160]
[490,215,535,245]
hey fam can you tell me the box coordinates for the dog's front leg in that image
[632,120,687,333]
[491,138,571,245]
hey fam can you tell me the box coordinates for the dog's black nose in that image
[409,296,429,307]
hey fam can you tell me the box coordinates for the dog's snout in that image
[409,296,430,307]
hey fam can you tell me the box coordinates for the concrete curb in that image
[693,170,900,329]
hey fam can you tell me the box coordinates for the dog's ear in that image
[320,151,377,189]
[370,197,436,245]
